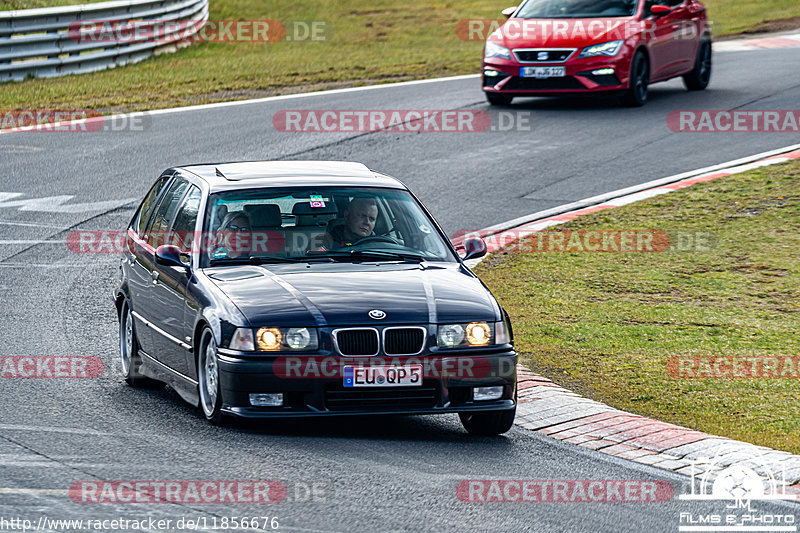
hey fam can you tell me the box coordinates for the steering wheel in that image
[353,235,400,246]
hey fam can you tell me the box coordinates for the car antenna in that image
[215,167,227,179]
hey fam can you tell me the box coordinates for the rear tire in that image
[198,328,225,425]
[620,51,649,107]
[119,300,157,388]
[460,408,516,436]
[683,39,712,91]
[486,92,513,106]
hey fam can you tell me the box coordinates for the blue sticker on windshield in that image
[212,247,229,259]
[310,195,326,208]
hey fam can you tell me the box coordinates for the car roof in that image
[176,161,406,192]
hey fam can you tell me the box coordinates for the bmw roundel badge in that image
[369,309,386,320]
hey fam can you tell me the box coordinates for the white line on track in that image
[0,488,68,495]
[0,74,479,135]
[0,220,65,229]
[483,142,800,234]
[0,424,110,435]
[0,264,94,268]
[0,240,63,244]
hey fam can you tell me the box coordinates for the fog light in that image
[473,386,503,401]
[591,68,615,75]
[484,69,502,77]
[249,393,283,407]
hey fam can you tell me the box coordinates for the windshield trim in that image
[514,0,641,19]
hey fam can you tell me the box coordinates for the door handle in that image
[151,271,159,284]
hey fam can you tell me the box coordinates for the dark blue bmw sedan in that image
[115,161,517,434]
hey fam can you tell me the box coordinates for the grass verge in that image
[476,160,800,453]
[1,0,100,8]
[1,0,799,113]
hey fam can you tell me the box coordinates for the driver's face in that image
[344,202,378,239]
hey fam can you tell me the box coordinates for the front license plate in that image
[520,66,566,78]
[343,365,422,387]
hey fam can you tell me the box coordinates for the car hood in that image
[493,17,640,50]
[206,263,500,327]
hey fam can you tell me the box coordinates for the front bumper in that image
[482,50,633,96]
[216,349,517,418]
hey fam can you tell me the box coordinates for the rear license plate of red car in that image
[520,66,566,78]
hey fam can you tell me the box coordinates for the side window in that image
[168,186,202,253]
[131,175,170,236]
[146,179,189,247]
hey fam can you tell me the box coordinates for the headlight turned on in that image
[227,327,319,352]
[437,322,509,348]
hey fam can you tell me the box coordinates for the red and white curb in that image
[714,32,800,52]
[516,366,800,498]
[468,144,800,495]
[463,142,800,254]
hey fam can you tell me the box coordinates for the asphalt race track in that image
[0,46,799,532]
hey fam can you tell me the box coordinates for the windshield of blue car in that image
[200,187,458,266]
[515,0,639,18]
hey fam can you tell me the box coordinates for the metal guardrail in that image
[0,0,208,82]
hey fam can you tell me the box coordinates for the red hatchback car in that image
[482,0,711,106]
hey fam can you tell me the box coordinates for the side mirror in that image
[155,244,188,268]
[650,5,672,16]
[462,237,487,261]
[501,6,516,18]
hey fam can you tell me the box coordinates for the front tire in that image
[198,328,224,425]
[119,300,156,388]
[683,39,712,91]
[460,408,516,436]
[486,92,513,106]
[620,51,649,107]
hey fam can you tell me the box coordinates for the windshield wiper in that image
[209,255,332,266]
[309,250,425,262]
